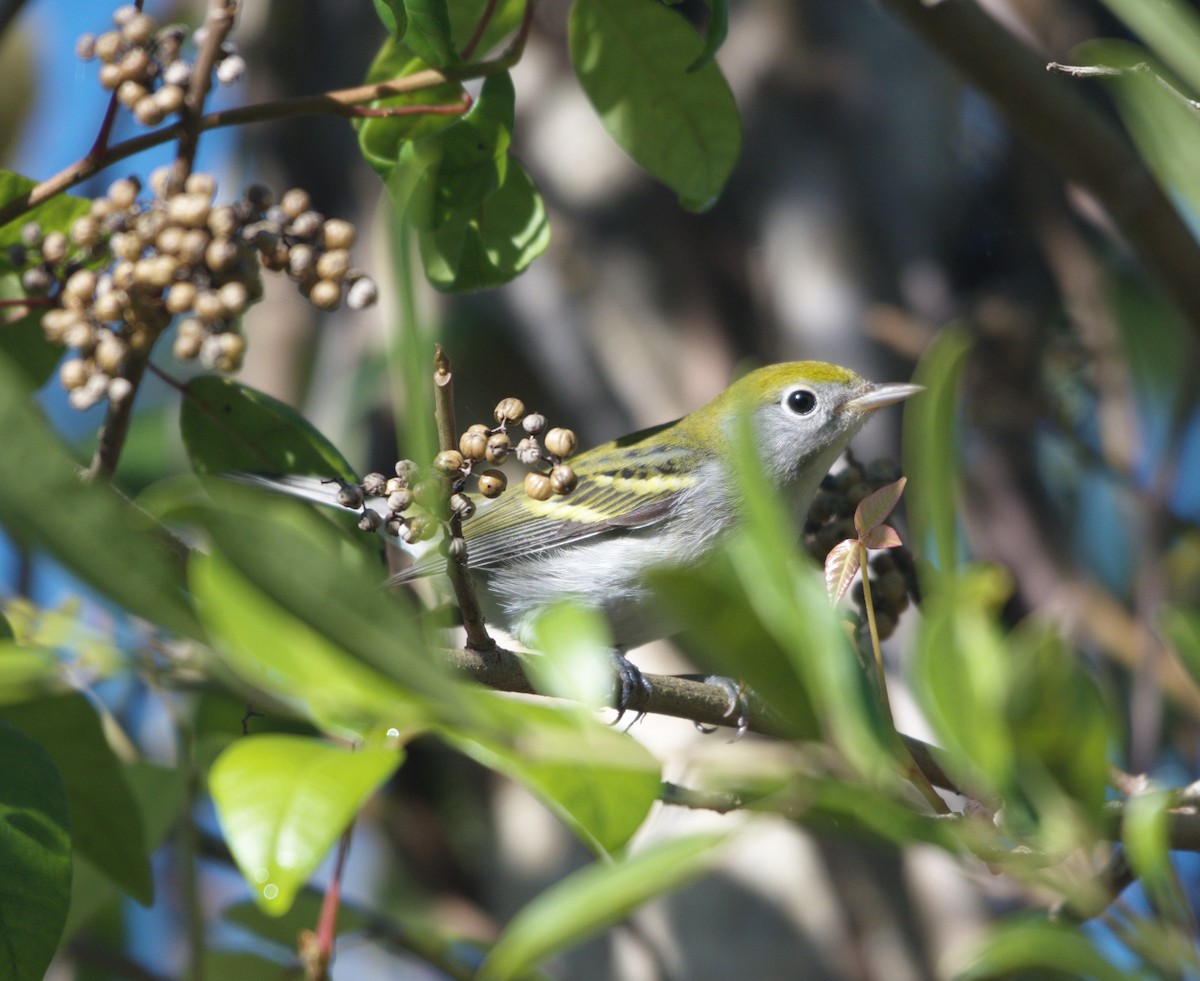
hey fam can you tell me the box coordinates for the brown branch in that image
[880,0,1200,339]
[173,0,237,187]
[433,347,494,651]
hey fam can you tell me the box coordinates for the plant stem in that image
[858,542,950,814]
[433,347,494,651]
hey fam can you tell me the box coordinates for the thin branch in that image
[433,347,494,652]
[85,350,149,483]
[1048,59,1200,115]
[460,0,500,61]
[173,0,238,187]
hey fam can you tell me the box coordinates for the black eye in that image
[786,389,817,415]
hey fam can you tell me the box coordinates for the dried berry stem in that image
[433,346,494,652]
[173,0,237,188]
[86,349,149,483]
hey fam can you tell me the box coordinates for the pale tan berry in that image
[515,437,541,466]
[449,493,475,520]
[550,464,578,495]
[94,30,122,62]
[218,281,249,315]
[494,397,525,424]
[362,472,388,497]
[60,358,89,391]
[208,206,238,239]
[345,276,377,310]
[107,376,133,404]
[459,430,487,461]
[315,248,349,282]
[309,279,341,310]
[168,193,210,228]
[544,427,577,458]
[204,238,238,273]
[279,187,310,219]
[65,269,97,302]
[92,291,124,322]
[395,460,419,481]
[322,219,356,250]
[434,449,465,474]
[99,63,123,89]
[118,46,151,81]
[486,432,511,464]
[154,84,185,115]
[522,412,546,436]
[387,488,413,513]
[289,211,323,240]
[76,33,97,60]
[179,229,209,264]
[69,216,101,248]
[41,231,67,265]
[165,281,197,313]
[384,476,407,496]
[478,470,507,498]
[524,471,553,501]
[185,173,216,198]
[94,333,128,374]
[173,329,203,361]
[117,80,147,108]
[193,290,225,321]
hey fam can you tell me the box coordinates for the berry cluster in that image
[9,171,377,411]
[804,456,919,642]
[333,399,580,548]
[76,5,244,127]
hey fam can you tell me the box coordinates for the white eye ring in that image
[784,388,817,415]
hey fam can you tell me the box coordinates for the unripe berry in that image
[478,470,507,498]
[309,279,341,310]
[494,397,525,424]
[459,430,487,460]
[59,358,89,391]
[41,231,67,265]
[524,471,553,502]
[395,460,419,481]
[550,464,578,496]
[486,432,511,464]
[544,427,576,458]
[194,290,225,321]
[384,476,407,496]
[154,84,185,115]
[345,276,378,310]
[92,291,125,322]
[322,219,356,250]
[218,281,249,316]
[185,173,216,198]
[434,450,465,474]
[70,216,101,248]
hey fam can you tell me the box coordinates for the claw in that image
[697,675,751,741]
[608,650,651,728]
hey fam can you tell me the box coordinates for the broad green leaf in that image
[357,38,466,179]
[958,917,1142,981]
[1164,605,1200,688]
[372,0,406,37]
[0,723,71,981]
[191,549,427,740]
[0,694,153,905]
[1097,0,1200,97]
[0,609,12,639]
[180,376,356,480]
[60,762,187,942]
[0,354,201,639]
[1078,40,1200,222]
[687,0,728,72]
[210,734,402,915]
[569,0,741,210]
[447,697,661,855]
[0,273,59,390]
[914,567,1015,800]
[404,0,458,69]
[1123,789,1191,928]
[478,833,728,980]
[0,642,67,704]
[0,171,91,248]
[527,602,615,707]
[904,324,969,576]
[417,159,549,291]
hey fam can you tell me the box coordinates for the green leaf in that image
[0,642,68,704]
[191,548,428,740]
[1096,0,1200,96]
[209,734,402,915]
[372,0,406,37]
[446,698,661,855]
[478,833,728,980]
[357,39,466,180]
[403,73,550,292]
[180,376,356,480]
[0,355,201,639]
[958,916,1142,981]
[404,0,458,69]
[0,723,71,981]
[527,602,615,707]
[1123,788,1191,928]
[904,324,970,576]
[0,170,91,248]
[686,0,728,72]
[0,273,59,391]
[0,694,154,905]
[0,609,12,640]
[1164,605,1200,688]
[569,0,741,210]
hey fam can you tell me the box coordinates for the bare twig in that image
[433,347,494,652]
[173,0,238,187]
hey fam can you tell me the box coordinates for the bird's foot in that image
[686,674,750,740]
[608,650,652,727]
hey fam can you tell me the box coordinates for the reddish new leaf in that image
[862,524,903,550]
[854,477,907,540]
[824,539,860,605]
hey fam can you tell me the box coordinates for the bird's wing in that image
[392,426,705,582]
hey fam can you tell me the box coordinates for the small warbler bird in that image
[239,362,920,701]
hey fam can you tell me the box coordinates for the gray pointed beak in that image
[842,382,924,415]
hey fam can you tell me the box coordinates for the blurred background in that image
[5,0,1200,977]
